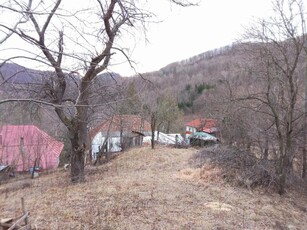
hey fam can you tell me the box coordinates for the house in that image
[0,125,64,172]
[90,115,151,158]
[185,118,218,139]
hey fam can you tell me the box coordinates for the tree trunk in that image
[68,76,91,182]
[277,133,292,195]
[277,155,291,195]
[151,113,156,149]
[120,118,124,151]
[88,147,92,164]
[302,147,306,178]
[69,100,88,183]
[278,170,286,195]
[70,132,85,183]
[263,134,269,160]
[166,121,170,134]
[151,129,155,149]
[303,44,307,178]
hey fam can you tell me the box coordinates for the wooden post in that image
[21,198,28,226]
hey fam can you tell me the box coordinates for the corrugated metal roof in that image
[0,125,64,171]
[90,115,151,139]
[185,118,218,133]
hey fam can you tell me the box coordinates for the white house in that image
[90,115,151,160]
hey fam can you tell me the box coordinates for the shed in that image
[0,125,64,171]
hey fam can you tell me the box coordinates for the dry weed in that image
[0,145,306,229]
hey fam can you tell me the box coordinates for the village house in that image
[90,115,151,159]
[0,125,64,172]
[185,118,219,146]
[185,118,218,138]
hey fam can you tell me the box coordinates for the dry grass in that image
[0,145,306,229]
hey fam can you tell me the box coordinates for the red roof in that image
[185,118,218,133]
[90,115,151,139]
[0,125,64,171]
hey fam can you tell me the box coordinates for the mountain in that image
[140,45,236,79]
[126,44,243,114]
[0,62,122,86]
[0,63,45,84]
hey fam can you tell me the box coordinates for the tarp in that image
[188,132,217,141]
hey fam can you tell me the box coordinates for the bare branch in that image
[57,31,64,66]
[170,0,199,7]
[41,0,62,35]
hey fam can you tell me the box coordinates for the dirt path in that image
[0,146,306,229]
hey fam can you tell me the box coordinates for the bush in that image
[190,146,278,191]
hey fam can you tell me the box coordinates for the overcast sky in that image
[0,0,274,77]
[109,0,273,76]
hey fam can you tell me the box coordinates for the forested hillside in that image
[136,44,240,114]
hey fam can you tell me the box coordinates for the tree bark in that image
[263,133,269,160]
[303,38,307,178]
[302,147,306,178]
[277,128,293,195]
[277,152,291,195]
[151,113,156,149]
[68,77,91,182]
[166,121,171,134]
[70,132,85,183]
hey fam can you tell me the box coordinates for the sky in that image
[109,0,273,76]
[0,0,274,77]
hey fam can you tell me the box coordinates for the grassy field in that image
[0,145,306,229]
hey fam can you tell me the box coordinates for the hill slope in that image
[0,146,306,229]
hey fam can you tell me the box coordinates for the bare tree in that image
[239,0,306,194]
[141,89,182,149]
[140,89,158,149]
